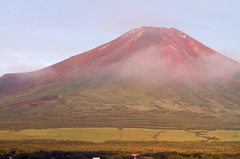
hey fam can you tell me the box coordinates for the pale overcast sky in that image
[1,0,240,76]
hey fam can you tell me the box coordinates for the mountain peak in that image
[0,27,239,96]
[134,26,172,30]
[117,26,213,60]
[130,26,180,34]
[0,27,240,130]
[124,26,188,43]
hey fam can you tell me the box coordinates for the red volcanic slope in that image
[0,27,240,98]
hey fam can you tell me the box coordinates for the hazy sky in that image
[1,0,240,76]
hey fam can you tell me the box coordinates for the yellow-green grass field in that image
[0,127,240,142]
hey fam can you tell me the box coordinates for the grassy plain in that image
[0,127,240,142]
[0,128,240,155]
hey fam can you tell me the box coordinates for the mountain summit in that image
[0,27,240,130]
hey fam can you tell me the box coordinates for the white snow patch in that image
[99,44,110,50]
[180,34,186,39]
[179,33,186,39]
[129,30,135,34]
[132,38,137,41]
[123,30,136,37]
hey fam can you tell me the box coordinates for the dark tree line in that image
[1,151,240,159]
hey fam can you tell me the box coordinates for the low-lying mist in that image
[107,45,240,86]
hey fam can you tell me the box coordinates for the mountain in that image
[0,26,240,130]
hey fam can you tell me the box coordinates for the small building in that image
[127,154,139,159]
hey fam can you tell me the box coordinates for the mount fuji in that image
[0,27,239,130]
